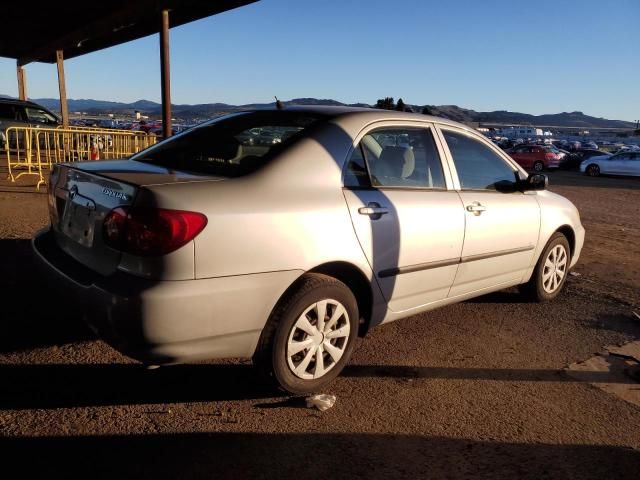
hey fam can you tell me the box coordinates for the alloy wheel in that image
[587,164,600,176]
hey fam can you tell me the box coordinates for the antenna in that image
[275,96,284,110]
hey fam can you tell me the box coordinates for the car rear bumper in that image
[32,228,302,364]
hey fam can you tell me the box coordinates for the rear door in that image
[342,123,465,312]
[437,127,540,297]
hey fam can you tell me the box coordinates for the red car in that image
[509,145,560,171]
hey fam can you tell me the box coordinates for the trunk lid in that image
[49,160,222,275]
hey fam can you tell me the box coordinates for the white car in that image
[580,151,640,177]
[34,107,585,393]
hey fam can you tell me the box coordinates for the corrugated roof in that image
[1,0,258,64]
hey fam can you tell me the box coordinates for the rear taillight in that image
[103,207,207,256]
[545,153,557,160]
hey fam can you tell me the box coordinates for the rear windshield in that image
[131,111,326,177]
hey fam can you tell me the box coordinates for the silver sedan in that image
[580,151,640,177]
[33,107,585,393]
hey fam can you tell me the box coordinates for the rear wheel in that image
[533,161,544,172]
[253,274,359,394]
[519,232,570,302]
[586,164,600,176]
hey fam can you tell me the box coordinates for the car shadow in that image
[1,432,638,479]
[0,360,636,411]
[463,289,534,304]
[0,239,93,354]
[0,363,274,409]
[547,170,640,190]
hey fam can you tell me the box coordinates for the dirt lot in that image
[0,169,639,479]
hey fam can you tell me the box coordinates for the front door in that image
[439,128,541,297]
[342,125,465,312]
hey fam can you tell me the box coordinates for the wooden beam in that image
[16,63,27,100]
[160,9,172,139]
[56,50,69,128]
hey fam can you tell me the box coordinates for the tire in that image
[586,164,600,177]
[533,161,544,172]
[253,273,359,395]
[519,232,571,302]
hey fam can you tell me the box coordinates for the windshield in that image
[131,111,327,177]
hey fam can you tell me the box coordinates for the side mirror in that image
[521,173,548,191]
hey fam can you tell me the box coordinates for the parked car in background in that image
[557,149,582,169]
[253,129,282,146]
[617,144,640,153]
[582,141,598,150]
[138,121,162,133]
[33,107,585,394]
[508,145,560,171]
[0,98,60,147]
[574,149,611,165]
[581,151,640,177]
[545,144,566,163]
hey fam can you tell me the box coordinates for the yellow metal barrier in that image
[4,126,157,189]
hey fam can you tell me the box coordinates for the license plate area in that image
[61,190,96,247]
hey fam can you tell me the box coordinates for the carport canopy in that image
[0,0,258,136]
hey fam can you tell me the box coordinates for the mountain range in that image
[1,95,634,129]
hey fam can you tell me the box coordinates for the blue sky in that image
[1,0,638,120]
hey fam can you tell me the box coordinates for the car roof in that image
[0,97,49,109]
[241,105,476,132]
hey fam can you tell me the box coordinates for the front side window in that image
[344,127,445,188]
[443,130,517,191]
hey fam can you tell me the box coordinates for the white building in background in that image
[494,126,548,137]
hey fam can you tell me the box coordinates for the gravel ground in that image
[0,169,639,479]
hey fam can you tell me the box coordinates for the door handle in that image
[358,202,389,219]
[466,202,487,215]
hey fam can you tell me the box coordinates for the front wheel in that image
[519,232,570,302]
[586,164,600,176]
[253,274,359,394]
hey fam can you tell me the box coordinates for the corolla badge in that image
[101,188,129,201]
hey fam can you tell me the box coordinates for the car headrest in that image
[377,146,415,179]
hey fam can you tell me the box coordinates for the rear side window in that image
[132,112,326,177]
[25,107,57,124]
[443,130,516,190]
[344,145,370,187]
[344,127,445,189]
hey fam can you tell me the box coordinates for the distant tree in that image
[396,98,406,111]
[421,105,434,115]
[375,97,395,110]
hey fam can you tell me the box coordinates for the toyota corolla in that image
[33,107,585,393]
